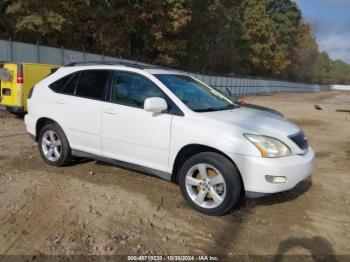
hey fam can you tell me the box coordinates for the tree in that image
[312,52,350,84]
[0,0,12,39]
[289,23,318,82]
[267,0,302,77]
[1,0,349,84]
[4,0,94,48]
[238,0,287,76]
[181,0,242,74]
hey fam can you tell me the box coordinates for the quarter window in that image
[75,70,110,100]
[62,73,78,95]
[111,73,165,108]
[49,74,71,93]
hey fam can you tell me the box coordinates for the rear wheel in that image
[179,152,242,216]
[38,123,72,166]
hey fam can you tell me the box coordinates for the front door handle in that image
[104,108,117,115]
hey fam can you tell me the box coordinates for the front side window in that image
[111,72,165,108]
[75,70,110,100]
[154,74,237,112]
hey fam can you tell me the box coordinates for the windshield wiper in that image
[219,104,238,110]
[193,104,238,112]
[193,108,218,112]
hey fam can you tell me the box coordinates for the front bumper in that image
[228,147,315,195]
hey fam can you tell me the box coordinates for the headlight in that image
[244,134,291,158]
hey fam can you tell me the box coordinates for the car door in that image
[101,71,173,173]
[56,70,112,156]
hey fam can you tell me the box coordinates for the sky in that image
[295,0,350,63]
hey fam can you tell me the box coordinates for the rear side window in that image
[75,70,110,100]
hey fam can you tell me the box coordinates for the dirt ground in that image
[0,90,349,258]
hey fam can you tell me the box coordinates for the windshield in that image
[154,74,237,112]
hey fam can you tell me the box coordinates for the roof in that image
[63,61,185,75]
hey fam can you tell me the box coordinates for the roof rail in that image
[64,61,150,69]
[63,61,178,72]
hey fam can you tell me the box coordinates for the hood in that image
[201,106,300,137]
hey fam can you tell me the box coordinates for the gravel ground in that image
[0,90,349,258]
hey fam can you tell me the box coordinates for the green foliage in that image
[0,0,12,38]
[288,23,319,82]
[312,52,350,84]
[239,0,287,76]
[0,0,349,84]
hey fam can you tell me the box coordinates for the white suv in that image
[25,62,315,216]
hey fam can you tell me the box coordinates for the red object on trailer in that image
[239,97,246,104]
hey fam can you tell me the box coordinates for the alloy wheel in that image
[185,163,226,209]
[41,130,62,162]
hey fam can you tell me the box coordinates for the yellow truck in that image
[0,62,59,116]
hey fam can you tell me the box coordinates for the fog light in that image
[265,175,287,184]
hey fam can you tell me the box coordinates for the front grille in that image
[289,131,308,150]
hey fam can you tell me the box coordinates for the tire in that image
[179,152,242,216]
[38,123,72,166]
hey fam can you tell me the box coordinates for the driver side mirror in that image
[144,97,168,113]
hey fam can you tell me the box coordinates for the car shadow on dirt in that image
[207,208,246,255]
[208,179,313,255]
[273,236,337,261]
[247,178,312,206]
[70,158,95,166]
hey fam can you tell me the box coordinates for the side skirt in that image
[71,149,172,181]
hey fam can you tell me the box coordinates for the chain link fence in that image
[0,39,330,95]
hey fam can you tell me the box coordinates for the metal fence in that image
[0,39,330,95]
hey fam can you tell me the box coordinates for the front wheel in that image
[179,152,242,216]
[38,123,72,166]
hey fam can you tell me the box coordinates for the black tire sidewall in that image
[38,123,71,166]
[179,152,242,216]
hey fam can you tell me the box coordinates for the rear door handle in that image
[104,108,117,115]
[55,98,66,104]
